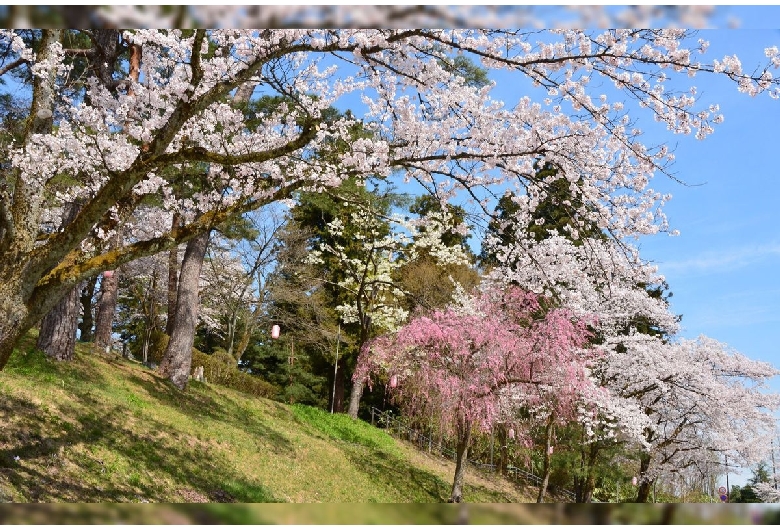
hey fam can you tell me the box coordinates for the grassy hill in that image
[0,332,535,507]
[0,333,766,524]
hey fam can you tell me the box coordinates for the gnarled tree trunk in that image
[37,282,82,361]
[37,201,82,360]
[158,231,210,390]
[0,29,61,370]
[635,453,653,502]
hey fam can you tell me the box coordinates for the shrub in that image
[191,348,277,398]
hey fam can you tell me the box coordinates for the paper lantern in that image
[548,445,554,455]
[389,374,398,388]
[103,270,114,279]
[632,476,637,486]
[271,324,280,339]
[508,427,515,440]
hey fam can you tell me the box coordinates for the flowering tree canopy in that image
[354,285,598,501]
[593,332,780,501]
[2,28,780,372]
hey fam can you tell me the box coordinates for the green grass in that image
[291,403,401,455]
[0,333,532,505]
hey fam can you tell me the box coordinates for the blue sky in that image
[630,30,780,379]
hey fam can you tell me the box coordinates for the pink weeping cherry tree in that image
[354,286,600,503]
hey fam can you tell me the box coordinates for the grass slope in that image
[0,333,534,505]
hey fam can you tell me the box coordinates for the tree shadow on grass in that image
[0,391,280,502]
[124,373,295,456]
[340,444,452,502]
[341,439,521,503]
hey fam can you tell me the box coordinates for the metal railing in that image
[370,407,577,502]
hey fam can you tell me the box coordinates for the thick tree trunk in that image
[158,231,210,390]
[37,201,83,360]
[449,421,472,503]
[0,30,61,370]
[635,453,653,502]
[93,269,119,353]
[537,414,555,503]
[583,443,599,503]
[37,282,82,361]
[77,275,98,342]
[347,378,364,419]
[0,286,35,368]
[574,437,600,503]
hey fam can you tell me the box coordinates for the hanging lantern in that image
[548,445,554,455]
[103,270,114,279]
[271,324,280,339]
[508,427,515,440]
[389,374,398,388]
[632,476,638,486]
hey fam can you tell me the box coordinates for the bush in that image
[191,348,277,398]
[148,329,169,364]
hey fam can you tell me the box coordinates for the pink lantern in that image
[389,374,398,388]
[548,446,554,455]
[508,427,515,440]
[632,476,638,486]
[271,324,280,339]
[103,270,114,279]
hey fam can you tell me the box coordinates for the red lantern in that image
[103,270,114,279]
[389,374,398,388]
[508,427,515,440]
[271,324,280,339]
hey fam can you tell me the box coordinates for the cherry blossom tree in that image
[2,28,780,374]
[755,435,780,502]
[355,285,598,502]
[593,333,780,502]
